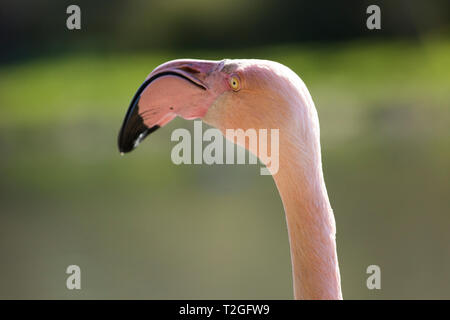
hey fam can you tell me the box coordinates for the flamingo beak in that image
[117,60,221,154]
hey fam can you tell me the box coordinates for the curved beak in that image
[118,59,220,154]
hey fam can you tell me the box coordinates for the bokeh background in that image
[0,0,449,299]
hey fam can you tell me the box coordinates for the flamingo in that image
[117,59,342,300]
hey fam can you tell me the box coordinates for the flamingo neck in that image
[272,132,342,299]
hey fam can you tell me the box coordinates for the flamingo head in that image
[118,58,305,154]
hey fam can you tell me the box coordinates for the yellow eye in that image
[229,75,240,91]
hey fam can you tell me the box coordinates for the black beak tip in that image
[118,123,160,154]
[117,97,160,154]
[118,77,168,155]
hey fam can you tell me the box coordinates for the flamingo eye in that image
[229,75,241,91]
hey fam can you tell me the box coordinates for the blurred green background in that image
[0,0,449,299]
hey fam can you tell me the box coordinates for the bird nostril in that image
[179,66,200,74]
